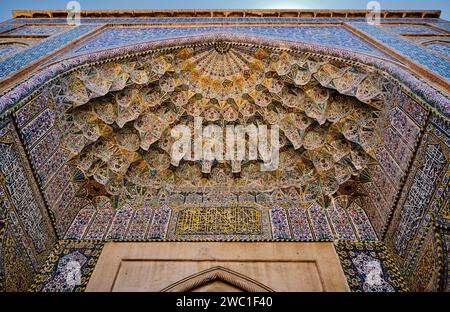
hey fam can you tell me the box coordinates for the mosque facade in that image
[0,9,448,292]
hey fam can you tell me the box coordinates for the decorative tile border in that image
[63,201,377,242]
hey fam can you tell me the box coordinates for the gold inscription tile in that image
[175,207,262,235]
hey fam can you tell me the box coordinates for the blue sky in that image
[0,0,449,22]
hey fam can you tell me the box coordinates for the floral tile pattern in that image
[381,24,445,35]
[63,201,378,242]
[0,13,448,293]
[5,25,72,36]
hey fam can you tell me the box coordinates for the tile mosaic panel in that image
[327,202,357,240]
[392,86,428,127]
[147,205,171,239]
[20,108,55,147]
[30,240,104,292]
[0,24,17,33]
[62,200,377,242]
[0,25,97,79]
[105,205,133,240]
[8,17,447,25]
[0,120,56,291]
[335,241,408,292]
[287,205,313,240]
[368,165,397,205]
[362,182,389,226]
[0,123,54,253]
[307,203,334,240]
[375,147,404,186]
[385,113,449,282]
[59,25,393,61]
[381,24,445,35]
[349,22,450,80]
[56,196,90,237]
[14,90,49,127]
[382,127,413,170]
[0,183,37,291]
[388,106,421,148]
[361,195,385,239]
[347,203,378,241]
[407,226,444,291]
[64,208,95,240]
[392,144,446,256]
[43,165,73,206]
[5,25,72,36]
[269,206,292,239]
[426,42,450,58]
[29,127,61,169]
[0,44,24,61]
[83,209,114,240]
[439,230,450,291]
[125,207,153,240]
[36,149,69,186]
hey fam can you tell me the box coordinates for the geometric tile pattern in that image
[7,17,449,25]
[12,90,88,239]
[335,241,408,292]
[361,85,428,237]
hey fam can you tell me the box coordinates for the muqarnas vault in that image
[0,9,449,292]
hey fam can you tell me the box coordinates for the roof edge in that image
[12,9,441,19]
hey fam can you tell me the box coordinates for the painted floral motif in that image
[269,206,291,239]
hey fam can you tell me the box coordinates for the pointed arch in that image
[160,266,274,292]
